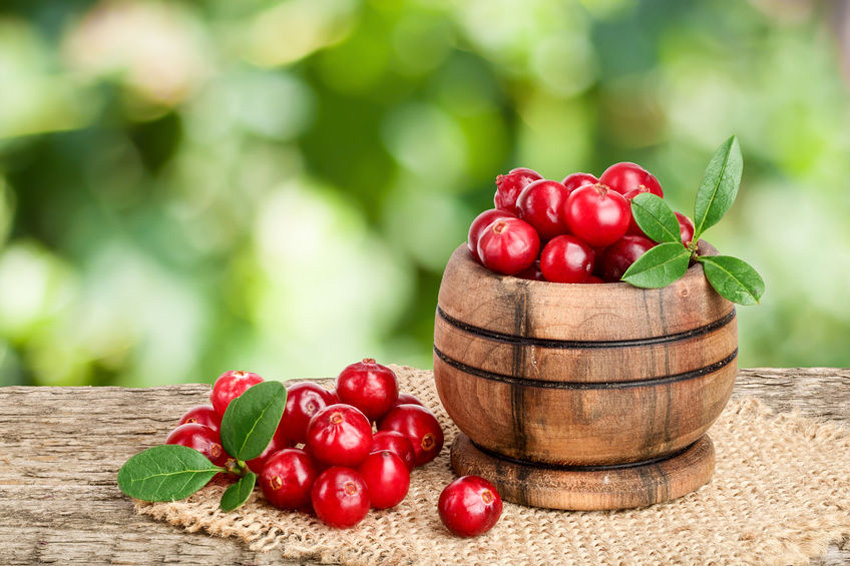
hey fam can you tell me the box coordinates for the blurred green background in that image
[1,0,849,387]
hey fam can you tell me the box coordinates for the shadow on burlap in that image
[135,366,850,565]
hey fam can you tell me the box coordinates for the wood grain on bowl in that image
[433,243,738,509]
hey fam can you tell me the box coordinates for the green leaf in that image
[621,242,691,288]
[698,255,765,305]
[693,135,743,239]
[630,193,682,244]
[220,471,256,512]
[220,380,286,461]
[117,445,222,502]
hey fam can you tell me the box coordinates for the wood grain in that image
[434,244,737,483]
[433,309,738,382]
[0,368,847,565]
[434,354,735,465]
[451,433,716,511]
[437,244,733,341]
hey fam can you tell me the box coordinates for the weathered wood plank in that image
[0,369,847,565]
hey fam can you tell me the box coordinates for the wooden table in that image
[1,368,848,565]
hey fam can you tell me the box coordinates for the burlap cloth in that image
[135,366,850,565]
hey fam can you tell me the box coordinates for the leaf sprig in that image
[621,135,765,305]
[117,381,286,512]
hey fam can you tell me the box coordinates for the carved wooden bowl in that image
[433,243,737,510]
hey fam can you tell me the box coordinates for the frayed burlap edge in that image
[135,366,850,566]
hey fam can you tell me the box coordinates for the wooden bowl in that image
[433,243,737,509]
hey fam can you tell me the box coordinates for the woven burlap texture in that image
[135,365,850,566]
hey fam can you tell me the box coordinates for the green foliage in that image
[221,472,256,512]
[621,243,691,288]
[117,445,222,501]
[693,136,744,239]
[698,256,765,306]
[630,193,682,244]
[0,0,849,378]
[220,381,286,461]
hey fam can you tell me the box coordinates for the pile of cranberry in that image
[468,162,695,282]
[166,361,502,536]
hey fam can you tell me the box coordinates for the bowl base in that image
[450,434,715,511]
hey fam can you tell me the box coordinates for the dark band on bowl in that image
[436,305,736,349]
[468,438,697,472]
[433,346,738,390]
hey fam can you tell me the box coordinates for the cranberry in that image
[622,186,652,236]
[305,404,373,467]
[562,184,631,247]
[438,476,502,538]
[494,167,543,214]
[392,393,423,408]
[378,404,444,467]
[599,162,663,197]
[210,370,264,417]
[676,212,695,247]
[539,235,594,283]
[166,423,231,468]
[357,451,410,509]
[178,405,222,432]
[311,467,371,529]
[258,448,317,510]
[278,381,338,445]
[335,359,399,422]
[246,433,288,474]
[561,172,598,193]
[516,179,571,241]
[598,235,656,282]
[467,209,517,262]
[476,218,540,276]
[515,260,545,281]
[370,430,416,472]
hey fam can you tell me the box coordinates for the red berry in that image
[676,212,695,247]
[178,405,222,432]
[561,172,598,193]
[539,235,594,283]
[166,423,231,468]
[622,186,652,236]
[599,162,663,197]
[279,381,338,445]
[494,167,543,214]
[392,393,424,408]
[246,433,288,474]
[438,476,502,537]
[258,448,317,509]
[515,260,545,281]
[562,184,631,247]
[468,209,516,262]
[305,404,373,467]
[378,404,444,467]
[357,451,410,509]
[516,179,571,241]
[476,218,540,276]
[210,370,264,417]
[335,359,399,422]
[370,430,416,472]
[598,235,656,282]
[311,467,371,529]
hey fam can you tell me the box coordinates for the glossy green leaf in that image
[220,380,286,461]
[220,471,256,512]
[698,255,765,305]
[117,445,222,502]
[630,193,682,244]
[693,135,743,239]
[621,242,691,288]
